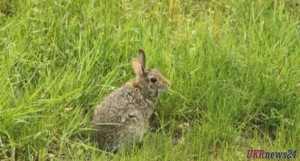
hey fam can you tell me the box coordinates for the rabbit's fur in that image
[93,49,170,152]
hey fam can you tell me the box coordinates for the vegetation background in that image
[1,0,299,160]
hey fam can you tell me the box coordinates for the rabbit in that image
[93,49,170,153]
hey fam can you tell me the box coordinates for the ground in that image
[0,0,299,160]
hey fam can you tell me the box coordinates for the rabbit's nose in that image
[167,80,171,87]
[166,81,171,88]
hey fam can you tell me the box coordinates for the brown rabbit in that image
[93,49,170,152]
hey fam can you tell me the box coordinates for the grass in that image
[1,0,300,160]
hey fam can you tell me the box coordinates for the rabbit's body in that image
[93,49,169,152]
[93,84,157,152]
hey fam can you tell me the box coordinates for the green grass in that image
[1,0,300,160]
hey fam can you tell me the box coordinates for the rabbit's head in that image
[131,49,170,97]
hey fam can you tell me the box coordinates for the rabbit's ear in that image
[132,58,144,76]
[139,49,146,70]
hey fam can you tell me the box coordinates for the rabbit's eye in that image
[150,77,157,83]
